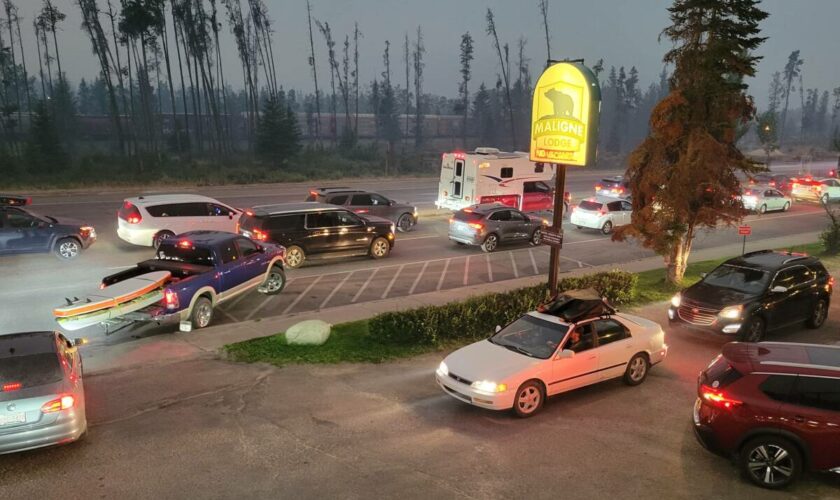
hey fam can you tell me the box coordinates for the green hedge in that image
[368,270,637,346]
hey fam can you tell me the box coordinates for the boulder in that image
[285,319,331,346]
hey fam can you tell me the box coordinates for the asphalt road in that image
[0,162,833,339]
[1,302,838,499]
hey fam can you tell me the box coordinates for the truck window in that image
[236,238,260,258]
[156,242,215,266]
[219,241,239,263]
[455,160,464,177]
[500,167,513,178]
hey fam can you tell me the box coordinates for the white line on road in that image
[320,272,354,310]
[381,265,405,299]
[529,249,539,274]
[398,235,443,241]
[510,252,519,278]
[217,307,240,324]
[352,268,379,303]
[245,295,276,321]
[283,275,324,315]
[436,258,451,291]
[463,256,470,286]
[409,261,429,295]
[486,254,493,282]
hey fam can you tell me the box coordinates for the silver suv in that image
[448,203,546,253]
[306,187,418,232]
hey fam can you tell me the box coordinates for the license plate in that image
[0,412,26,426]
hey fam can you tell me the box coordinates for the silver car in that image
[739,187,791,213]
[0,331,87,454]
[448,203,546,252]
[306,188,419,232]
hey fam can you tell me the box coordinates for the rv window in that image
[535,163,545,173]
[500,167,513,179]
[455,161,464,177]
[524,181,551,193]
[453,182,462,197]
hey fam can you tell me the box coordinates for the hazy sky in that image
[12,0,840,108]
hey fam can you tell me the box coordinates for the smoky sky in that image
[14,0,840,108]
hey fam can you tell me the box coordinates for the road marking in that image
[486,254,493,282]
[282,275,323,315]
[436,258,451,291]
[319,272,354,310]
[398,234,442,241]
[381,265,405,299]
[529,249,539,274]
[510,251,519,278]
[564,237,607,246]
[463,256,470,286]
[245,295,275,321]
[352,268,379,303]
[559,255,591,268]
[409,261,429,295]
[217,307,240,323]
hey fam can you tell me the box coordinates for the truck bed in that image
[102,259,214,287]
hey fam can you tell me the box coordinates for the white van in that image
[117,194,240,248]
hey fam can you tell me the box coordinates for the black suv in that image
[668,250,831,341]
[0,195,97,260]
[306,187,418,232]
[237,202,395,268]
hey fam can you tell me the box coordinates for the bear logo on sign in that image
[542,88,575,119]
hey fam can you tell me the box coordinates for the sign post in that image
[738,225,752,255]
[531,60,601,293]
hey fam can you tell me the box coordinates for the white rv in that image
[435,148,558,212]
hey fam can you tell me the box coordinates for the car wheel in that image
[397,213,415,232]
[806,298,828,329]
[512,380,545,418]
[623,353,650,386]
[782,202,790,212]
[758,204,767,214]
[822,193,830,205]
[370,237,390,259]
[153,230,175,249]
[481,233,499,253]
[601,221,613,235]
[530,228,542,246]
[740,436,802,489]
[576,226,582,230]
[259,265,286,295]
[190,296,214,329]
[738,317,765,342]
[55,238,82,260]
[285,245,305,269]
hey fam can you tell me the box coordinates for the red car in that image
[693,342,840,489]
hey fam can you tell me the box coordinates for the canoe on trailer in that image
[56,289,166,331]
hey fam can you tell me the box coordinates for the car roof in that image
[171,230,237,245]
[0,331,57,357]
[126,194,220,206]
[249,202,342,216]
[311,187,362,195]
[724,250,817,269]
[463,202,512,214]
[722,342,840,378]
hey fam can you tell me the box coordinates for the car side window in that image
[778,266,815,288]
[236,238,260,258]
[565,323,597,353]
[488,210,510,222]
[764,190,774,197]
[772,268,798,289]
[335,211,363,226]
[509,210,526,222]
[535,181,551,193]
[219,241,239,263]
[208,203,233,216]
[793,376,840,412]
[6,211,37,228]
[621,201,632,211]
[265,214,306,231]
[306,211,340,228]
[56,335,75,373]
[327,195,349,205]
[606,201,623,212]
[593,319,629,346]
[759,375,796,403]
[370,194,389,205]
[350,194,374,206]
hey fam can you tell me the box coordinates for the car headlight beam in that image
[470,380,507,393]
[670,293,681,308]
[719,305,743,320]
[436,361,448,377]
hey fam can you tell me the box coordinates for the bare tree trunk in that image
[41,25,54,97]
[171,11,190,153]
[160,16,181,153]
[353,21,361,135]
[4,1,22,134]
[403,33,410,144]
[13,10,32,113]
[105,0,132,155]
[486,9,517,149]
[306,1,321,144]
[46,0,64,90]
[538,0,550,62]
[33,21,47,99]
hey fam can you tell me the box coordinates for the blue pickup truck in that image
[99,231,287,330]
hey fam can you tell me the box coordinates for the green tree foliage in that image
[756,110,777,162]
[617,0,768,284]
[256,92,301,166]
[26,99,66,174]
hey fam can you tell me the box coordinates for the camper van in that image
[435,148,559,212]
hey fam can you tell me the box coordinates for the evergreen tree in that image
[26,99,66,175]
[472,82,496,145]
[256,93,300,166]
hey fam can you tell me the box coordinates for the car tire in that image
[623,353,650,386]
[740,436,802,489]
[190,296,214,329]
[822,193,830,205]
[55,238,82,260]
[370,237,390,259]
[805,298,828,329]
[512,380,545,418]
[758,204,767,214]
[396,213,415,232]
[738,317,765,342]
[481,233,499,253]
[153,230,175,249]
[782,202,790,212]
[601,221,613,235]
[576,226,582,230]
[259,265,286,295]
[285,245,305,269]
[530,228,542,246]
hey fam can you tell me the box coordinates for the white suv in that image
[117,194,240,248]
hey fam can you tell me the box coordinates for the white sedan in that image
[435,302,668,417]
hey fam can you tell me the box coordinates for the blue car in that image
[0,195,96,260]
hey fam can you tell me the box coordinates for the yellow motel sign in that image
[530,61,601,166]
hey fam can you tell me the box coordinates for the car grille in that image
[678,300,719,326]
[448,372,473,386]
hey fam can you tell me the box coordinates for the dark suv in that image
[237,202,395,268]
[693,342,840,489]
[668,250,831,341]
[306,187,418,232]
[0,195,97,260]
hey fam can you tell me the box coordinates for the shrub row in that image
[368,270,637,346]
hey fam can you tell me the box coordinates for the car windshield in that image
[489,314,568,360]
[156,243,215,266]
[453,211,484,222]
[702,264,770,294]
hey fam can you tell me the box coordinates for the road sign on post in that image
[531,60,601,293]
[739,225,751,255]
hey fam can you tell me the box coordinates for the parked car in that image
[748,173,793,195]
[789,177,822,202]
[306,187,418,232]
[0,331,87,454]
[1,194,96,260]
[668,250,831,341]
[693,341,840,489]
[739,187,791,213]
[448,203,546,253]
[435,289,668,417]
[237,202,395,269]
[570,196,632,234]
[117,194,240,248]
[594,176,631,199]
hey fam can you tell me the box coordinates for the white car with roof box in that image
[435,289,668,417]
[570,196,632,234]
[117,194,240,248]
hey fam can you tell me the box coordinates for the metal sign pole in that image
[548,164,567,294]
[742,234,746,256]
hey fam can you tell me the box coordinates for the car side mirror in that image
[495,325,501,333]
[770,285,787,293]
[74,338,88,347]
[556,349,575,359]
[389,200,396,206]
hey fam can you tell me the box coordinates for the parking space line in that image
[486,254,493,282]
[352,269,379,303]
[399,235,442,241]
[283,275,323,315]
[381,265,406,299]
[245,295,275,321]
[463,256,470,286]
[510,252,519,278]
[409,261,430,295]
[436,258,451,291]
[217,307,240,323]
[529,249,539,274]
[319,272,354,310]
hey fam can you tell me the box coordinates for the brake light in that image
[2,382,22,392]
[119,201,143,224]
[79,226,94,238]
[453,151,466,160]
[829,276,835,287]
[617,188,625,194]
[235,222,240,233]
[252,228,269,241]
[245,209,254,216]
[599,208,607,215]
[564,192,571,202]
[468,222,483,230]
[309,190,318,196]
[700,384,742,409]
[177,240,192,249]
[355,209,370,214]
[164,289,180,310]
[595,184,602,191]
[769,181,776,187]
[41,395,75,413]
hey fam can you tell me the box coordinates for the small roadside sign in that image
[738,225,752,236]
[541,226,564,248]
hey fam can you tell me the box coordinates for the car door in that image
[304,211,339,255]
[348,193,376,216]
[233,237,268,291]
[213,238,245,296]
[3,208,51,253]
[207,202,239,232]
[779,376,840,470]
[766,266,815,326]
[606,201,624,226]
[592,318,634,380]
[487,210,514,241]
[549,322,600,394]
[333,210,372,252]
[620,200,633,225]
[522,181,552,212]
[508,209,530,240]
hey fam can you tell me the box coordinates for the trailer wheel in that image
[190,296,214,329]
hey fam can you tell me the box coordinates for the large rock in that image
[285,319,331,346]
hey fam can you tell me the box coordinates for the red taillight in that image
[564,192,571,202]
[599,209,607,215]
[127,215,141,224]
[468,222,483,230]
[41,395,75,413]
[164,289,180,310]
[245,209,254,216]
[178,240,192,249]
[120,201,143,224]
[2,382,22,392]
[769,181,776,187]
[309,190,318,196]
[829,276,835,287]
[595,184,602,191]
[453,151,466,160]
[252,228,269,241]
[355,209,370,214]
[700,384,742,409]
[235,222,240,233]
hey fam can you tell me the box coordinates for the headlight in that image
[470,380,507,393]
[390,223,396,234]
[670,293,681,308]
[436,361,448,377]
[719,305,743,319]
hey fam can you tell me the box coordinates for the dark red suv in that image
[693,342,840,489]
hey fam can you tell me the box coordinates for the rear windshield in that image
[156,242,215,266]
[453,211,484,222]
[578,200,603,211]
[601,178,622,186]
[0,354,63,389]
[702,264,770,294]
[700,355,743,388]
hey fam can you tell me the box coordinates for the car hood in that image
[444,339,542,382]
[49,216,86,227]
[682,282,759,308]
